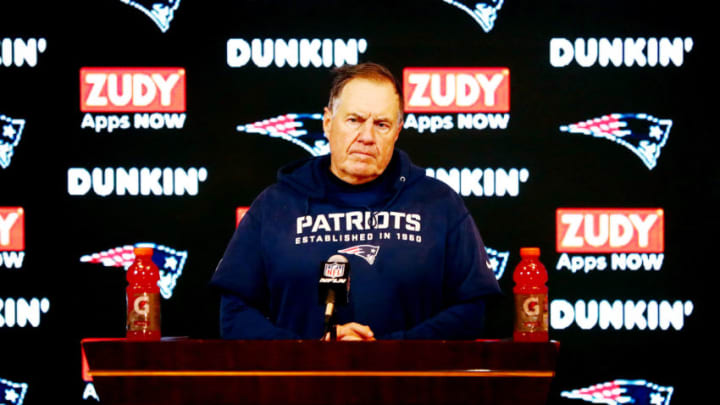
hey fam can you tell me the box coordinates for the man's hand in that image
[323,322,375,341]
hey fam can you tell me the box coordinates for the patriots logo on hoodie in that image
[1,114,25,170]
[561,379,673,405]
[485,246,509,280]
[0,377,27,405]
[237,113,329,157]
[560,113,672,170]
[338,245,380,265]
[119,0,182,33]
[80,242,187,299]
[442,0,505,33]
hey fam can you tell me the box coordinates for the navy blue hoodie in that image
[210,149,501,339]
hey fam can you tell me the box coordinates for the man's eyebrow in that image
[373,116,394,124]
[344,112,394,123]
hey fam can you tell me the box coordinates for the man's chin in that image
[346,156,376,168]
[338,164,381,183]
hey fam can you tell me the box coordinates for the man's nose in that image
[356,120,376,143]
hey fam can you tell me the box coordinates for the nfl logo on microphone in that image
[324,262,346,278]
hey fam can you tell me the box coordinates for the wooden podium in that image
[82,338,559,405]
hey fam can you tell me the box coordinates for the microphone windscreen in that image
[326,254,348,263]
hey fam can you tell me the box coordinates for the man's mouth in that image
[348,150,375,159]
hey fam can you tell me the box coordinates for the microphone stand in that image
[324,313,337,341]
[324,290,337,340]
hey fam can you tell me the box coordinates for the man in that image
[210,62,501,340]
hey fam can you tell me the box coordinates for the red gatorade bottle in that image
[126,245,161,340]
[513,247,548,342]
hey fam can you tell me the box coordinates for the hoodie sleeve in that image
[219,293,300,339]
[380,211,502,340]
[209,198,300,339]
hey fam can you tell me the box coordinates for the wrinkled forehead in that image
[333,77,403,121]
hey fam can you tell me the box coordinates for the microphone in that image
[318,254,350,339]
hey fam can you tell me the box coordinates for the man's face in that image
[323,77,402,185]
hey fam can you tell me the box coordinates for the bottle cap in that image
[133,246,154,256]
[520,247,540,257]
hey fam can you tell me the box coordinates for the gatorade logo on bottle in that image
[133,294,150,317]
[523,296,540,317]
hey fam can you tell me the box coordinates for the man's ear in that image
[393,120,403,142]
[322,106,332,138]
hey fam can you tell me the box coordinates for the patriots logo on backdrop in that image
[338,245,380,265]
[442,0,505,33]
[485,246,509,279]
[80,242,187,299]
[119,0,181,33]
[561,379,673,405]
[0,377,28,405]
[237,113,329,157]
[560,113,672,170]
[0,115,25,170]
